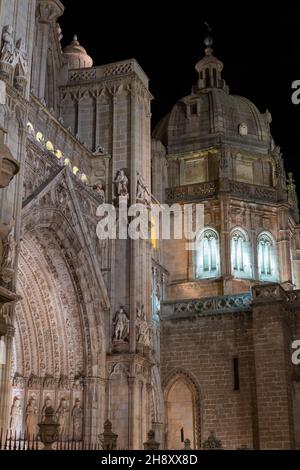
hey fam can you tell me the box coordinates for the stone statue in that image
[15,38,28,76]
[93,182,105,202]
[1,228,16,271]
[287,172,298,209]
[56,398,69,438]
[56,23,63,43]
[72,399,83,441]
[113,169,129,199]
[25,397,38,438]
[0,25,15,65]
[41,397,52,422]
[136,305,151,346]
[9,396,22,436]
[136,172,151,205]
[113,306,129,341]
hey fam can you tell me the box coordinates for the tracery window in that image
[257,233,279,282]
[231,229,252,279]
[196,228,220,279]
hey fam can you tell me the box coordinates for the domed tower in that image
[153,35,300,300]
[63,35,93,69]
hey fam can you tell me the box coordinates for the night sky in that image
[60,2,300,194]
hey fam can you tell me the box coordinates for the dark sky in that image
[60,2,300,193]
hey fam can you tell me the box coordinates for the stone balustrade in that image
[68,59,149,88]
[165,180,278,204]
[162,292,252,319]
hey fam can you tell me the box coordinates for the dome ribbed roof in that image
[63,35,93,69]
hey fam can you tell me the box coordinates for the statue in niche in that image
[15,38,28,76]
[287,172,298,208]
[72,399,83,441]
[93,182,105,202]
[113,306,129,341]
[136,305,151,346]
[9,396,22,435]
[113,169,129,199]
[41,397,52,421]
[238,122,248,136]
[1,227,16,271]
[25,397,38,438]
[56,398,69,438]
[136,172,151,205]
[0,25,15,65]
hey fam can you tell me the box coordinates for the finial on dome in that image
[204,22,213,56]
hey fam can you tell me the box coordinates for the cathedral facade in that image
[0,0,300,450]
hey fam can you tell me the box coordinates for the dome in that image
[153,39,272,154]
[153,89,271,153]
[63,35,93,69]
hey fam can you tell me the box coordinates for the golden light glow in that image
[64,158,71,166]
[36,131,44,143]
[55,149,63,159]
[73,166,79,175]
[27,122,34,133]
[46,141,54,152]
[151,215,158,250]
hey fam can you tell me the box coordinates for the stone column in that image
[84,377,106,443]
[32,0,64,100]
[252,284,295,449]
[0,323,15,430]
[128,376,136,450]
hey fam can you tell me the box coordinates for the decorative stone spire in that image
[63,34,93,69]
[195,29,228,93]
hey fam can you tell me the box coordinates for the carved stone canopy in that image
[0,141,19,188]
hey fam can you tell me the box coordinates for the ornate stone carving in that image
[58,375,70,390]
[43,374,56,389]
[136,305,151,346]
[15,38,28,77]
[0,25,15,66]
[162,293,252,319]
[0,141,19,188]
[9,396,22,435]
[12,373,26,389]
[93,182,105,202]
[25,396,38,437]
[41,396,53,421]
[113,169,129,200]
[113,306,129,342]
[203,431,223,449]
[56,397,69,437]
[166,181,218,203]
[72,398,83,441]
[28,374,41,389]
[0,226,17,283]
[136,172,151,205]
[287,172,298,209]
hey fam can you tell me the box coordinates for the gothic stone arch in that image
[9,173,110,441]
[163,369,201,450]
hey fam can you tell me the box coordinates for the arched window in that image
[257,233,279,282]
[196,228,220,279]
[231,229,252,279]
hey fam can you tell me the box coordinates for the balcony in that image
[162,292,252,320]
